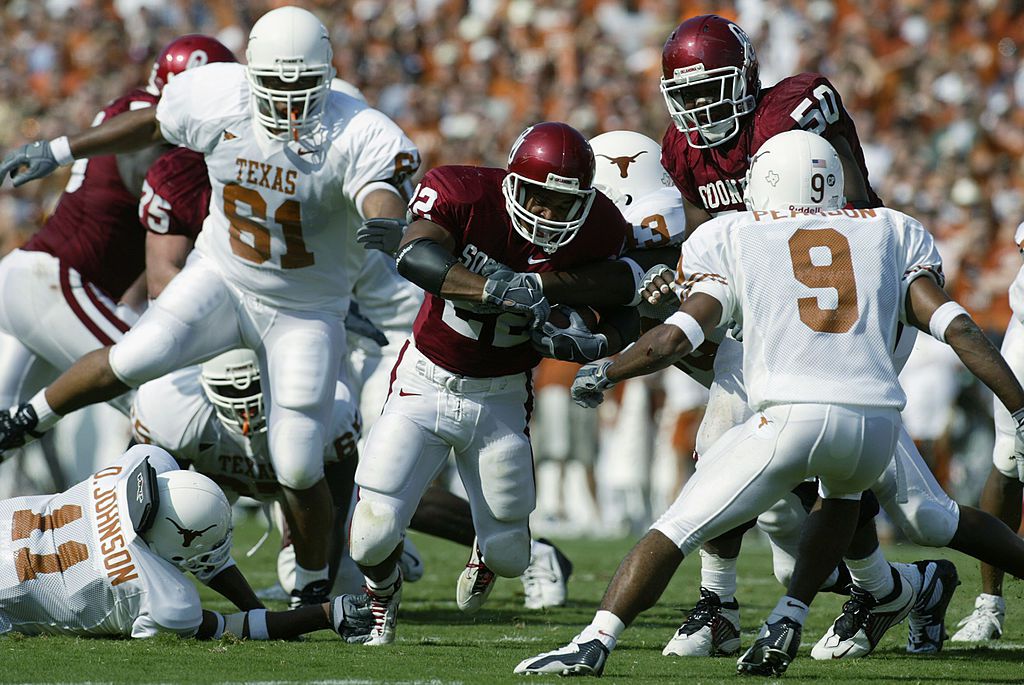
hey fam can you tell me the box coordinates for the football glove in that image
[356,217,407,256]
[532,306,609,363]
[0,141,60,188]
[570,360,615,409]
[480,257,543,290]
[637,264,681,320]
[482,277,549,329]
[1013,408,1024,482]
[331,593,376,643]
[0,403,44,456]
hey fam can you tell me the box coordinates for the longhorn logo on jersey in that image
[165,518,216,547]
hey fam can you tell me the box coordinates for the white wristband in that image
[247,608,269,640]
[928,301,969,343]
[49,136,74,166]
[665,311,705,350]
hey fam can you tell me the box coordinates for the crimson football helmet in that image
[660,15,760,148]
[147,34,237,96]
[502,122,597,253]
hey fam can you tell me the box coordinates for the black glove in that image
[0,403,44,455]
[356,218,407,256]
[0,141,61,188]
[481,278,549,329]
[532,305,609,362]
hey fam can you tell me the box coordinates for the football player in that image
[0,34,232,418]
[639,15,971,660]
[515,131,1024,677]
[0,442,370,641]
[348,122,640,645]
[951,221,1024,642]
[0,6,419,608]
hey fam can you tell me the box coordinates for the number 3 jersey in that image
[0,445,202,638]
[679,207,943,411]
[408,166,629,378]
[662,73,882,215]
[155,62,420,315]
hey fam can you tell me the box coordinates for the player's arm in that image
[203,563,264,611]
[905,276,1024,415]
[0,108,166,188]
[830,135,871,208]
[145,233,194,299]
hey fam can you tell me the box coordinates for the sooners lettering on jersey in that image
[661,73,881,215]
[409,166,628,377]
[23,89,159,300]
[140,147,210,239]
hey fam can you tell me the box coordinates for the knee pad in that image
[109,316,185,388]
[769,541,796,587]
[269,415,326,490]
[756,495,806,538]
[890,499,960,547]
[477,434,536,522]
[349,498,404,567]
[480,528,531,577]
[269,329,334,412]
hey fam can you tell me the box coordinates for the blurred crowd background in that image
[0,0,1020,535]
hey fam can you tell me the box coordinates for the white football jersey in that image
[130,366,359,502]
[344,232,422,333]
[679,207,943,411]
[0,445,202,638]
[1009,222,1024,320]
[623,186,687,249]
[156,63,420,315]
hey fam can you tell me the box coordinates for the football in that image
[545,304,600,331]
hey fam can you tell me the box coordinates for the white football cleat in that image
[811,562,921,660]
[514,638,609,676]
[951,593,1005,642]
[521,538,573,610]
[362,572,403,646]
[906,559,959,653]
[663,587,741,656]
[457,538,496,613]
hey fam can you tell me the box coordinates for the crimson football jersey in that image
[139,146,210,241]
[661,73,882,215]
[409,166,628,377]
[23,89,160,300]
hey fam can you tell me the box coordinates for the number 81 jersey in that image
[156,63,420,315]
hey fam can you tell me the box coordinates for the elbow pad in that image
[395,238,460,295]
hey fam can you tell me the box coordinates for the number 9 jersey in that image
[678,206,943,411]
[155,62,420,315]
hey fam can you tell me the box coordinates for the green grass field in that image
[2,513,1023,685]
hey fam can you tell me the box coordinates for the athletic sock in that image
[365,566,400,595]
[293,563,329,591]
[844,546,894,599]
[767,596,809,625]
[577,610,625,651]
[699,549,738,603]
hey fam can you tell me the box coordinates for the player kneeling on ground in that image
[0,443,370,641]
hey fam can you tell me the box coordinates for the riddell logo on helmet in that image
[788,205,824,214]
[675,64,706,75]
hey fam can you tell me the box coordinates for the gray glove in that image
[331,593,375,643]
[570,360,615,408]
[482,278,549,329]
[480,257,543,290]
[0,141,60,188]
[345,301,388,347]
[637,264,681,320]
[1013,409,1024,482]
[356,217,407,256]
[532,305,609,362]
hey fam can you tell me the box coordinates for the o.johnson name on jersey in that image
[234,158,298,196]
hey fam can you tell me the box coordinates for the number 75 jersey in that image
[678,207,943,411]
[156,63,420,315]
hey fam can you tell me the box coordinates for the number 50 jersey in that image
[156,62,420,315]
[679,207,943,411]
[0,446,202,638]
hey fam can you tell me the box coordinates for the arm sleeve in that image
[677,224,736,327]
[340,109,420,203]
[897,213,945,321]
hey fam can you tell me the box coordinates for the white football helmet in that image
[589,131,672,209]
[200,349,265,438]
[141,470,233,577]
[245,6,335,141]
[743,130,845,212]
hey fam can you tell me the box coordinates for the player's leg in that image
[254,310,346,607]
[452,378,536,613]
[2,256,243,453]
[516,406,803,677]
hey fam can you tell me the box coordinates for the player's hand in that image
[345,301,388,347]
[482,278,549,328]
[1013,409,1024,481]
[0,141,61,188]
[331,593,375,643]
[532,305,609,363]
[0,403,44,455]
[638,264,681,320]
[356,217,407,256]
[480,257,543,291]
[571,360,615,408]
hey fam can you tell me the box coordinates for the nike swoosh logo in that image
[832,644,855,659]
[527,255,550,264]
[297,148,316,156]
[785,600,803,609]
[398,389,420,397]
